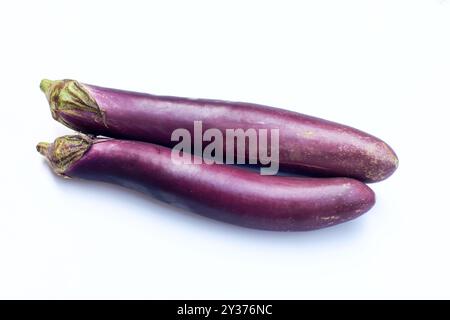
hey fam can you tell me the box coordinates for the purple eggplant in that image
[40,79,398,182]
[37,135,375,231]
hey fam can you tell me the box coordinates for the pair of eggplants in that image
[38,79,398,231]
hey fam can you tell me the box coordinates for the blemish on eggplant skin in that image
[316,215,343,227]
[295,130,315,138]
[320,215,340,221]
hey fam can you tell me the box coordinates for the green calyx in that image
[39,79,106,129]
[37,135,93,177]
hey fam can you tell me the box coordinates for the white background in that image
[0,0,449,299]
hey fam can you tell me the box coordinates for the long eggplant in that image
[37,135,376,231]
[40,79,398,182]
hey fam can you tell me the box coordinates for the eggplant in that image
[37,135,375,231]
[40,79,398,182]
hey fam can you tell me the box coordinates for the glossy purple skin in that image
[66,139,375,231]
[60,84,398,182]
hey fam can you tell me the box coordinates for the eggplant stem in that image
[40,78,107,128]
[36,135,93,176]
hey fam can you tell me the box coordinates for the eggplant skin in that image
[37,135,375,231]
[40,79,399,183]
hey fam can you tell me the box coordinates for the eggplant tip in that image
[36,142,50,156]
[393,154,399,169]
[40,79,54,94]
